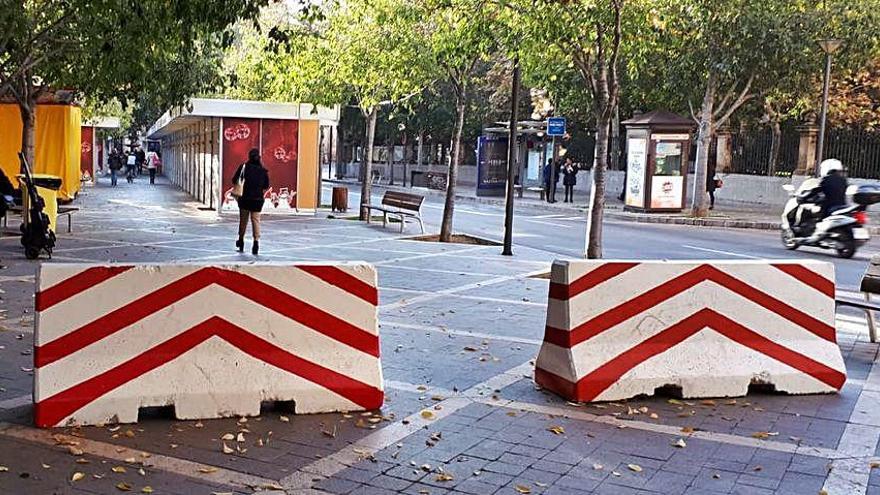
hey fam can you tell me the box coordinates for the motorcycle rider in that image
[818,159,848,218]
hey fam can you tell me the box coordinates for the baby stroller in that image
[18,153,56,259]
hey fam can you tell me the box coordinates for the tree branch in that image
[716,75,755,127]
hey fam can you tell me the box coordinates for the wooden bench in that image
[363,191,425,233]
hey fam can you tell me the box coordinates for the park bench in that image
[835,255,880,343]
[364,191,425,234]
[1,205,78,233]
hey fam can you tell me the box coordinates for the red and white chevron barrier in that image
[34,263,383,427]
[535,260,846,402]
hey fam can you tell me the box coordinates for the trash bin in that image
[18,174,62,232]
[332,186,348,212]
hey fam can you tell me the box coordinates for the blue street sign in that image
[547,117,566,137]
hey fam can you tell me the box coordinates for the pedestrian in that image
[562,158,578,203]
[707,163,720,210]
[146,151,160,185]
[135,147,146,175]
[125,152,137,183]
[108,149,123,187]
[232,148,270,255]
[542,159,553,202]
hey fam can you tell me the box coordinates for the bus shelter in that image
[147,98,339,213]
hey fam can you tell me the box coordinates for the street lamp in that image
[815,38,844,176]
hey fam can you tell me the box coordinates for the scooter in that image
[18,152,56,260]
[781,179,880,258]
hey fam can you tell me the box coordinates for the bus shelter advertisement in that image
[221,118,299,213]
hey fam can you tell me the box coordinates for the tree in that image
[515,0,626,258]
[0,0,265,167]
[422,0,500,242]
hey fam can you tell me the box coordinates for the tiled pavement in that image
[0,177,878,494]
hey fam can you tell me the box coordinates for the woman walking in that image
[232,148,270,255]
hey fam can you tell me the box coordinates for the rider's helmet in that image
[819,159,844,177]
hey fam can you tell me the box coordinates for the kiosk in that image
[622,111,694,213]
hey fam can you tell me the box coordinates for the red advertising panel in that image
[80,126,93,178]
[221,118,261,209]
[260,119,299,210]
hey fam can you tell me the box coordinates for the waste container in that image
[332,186,348,212]
[19,174,62,232]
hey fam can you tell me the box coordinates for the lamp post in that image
[815,38,843,176]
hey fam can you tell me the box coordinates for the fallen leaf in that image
[222,443,234,454]
[75,459,90,465]
[194,422,204,428]
[236,433,245,443]
[751,432,773,439]
[138,468,145,476]
[649,413,659,419]
[71,472,85,482]
[67,446,84,456]
[198,467,219,474]
[41,463,51,469]
[712,473,721,479]
[435,473,454,482]
[870,462,880,469]
[141,487,154,494]
[628,464,643,473]
[124,457,136,464]
[0,466,7,472]
[547,425,565,435]
[221,433,235,441]
[111,466,127,473]
[681,426,695,433]
[116,482,132,491]
[592,463,603,470]
[124,430,135,438]
[672,438,687,448]
[667,399,683,405]
[700,400,717,406]
[514,484,532,494]
[612,471,621,477]
[420,410,435,420]
[279,415,290,423]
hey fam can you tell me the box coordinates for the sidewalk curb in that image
[326,179,880,234]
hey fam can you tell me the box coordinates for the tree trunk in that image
[768,120,781,176]
[19,98,36,172]
[586,116,610,259]
[610,103,620,170]
[416,130,424,167]
[440,94,467,242]
[359,107,378,221]
[691,74,717,218]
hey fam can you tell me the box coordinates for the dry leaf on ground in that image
[199,467,219,474]
[672,438,687,448]
[547,425,565,435]
[435,473,454,482]
[71,472,85,482]
[111,466,126,474]
[116,482,132,491]
[628,464,643,472]
[420,410,435,420]
[514,484,531,494]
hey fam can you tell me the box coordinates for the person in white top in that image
[146,151,160,185]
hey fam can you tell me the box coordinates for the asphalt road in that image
[329,184,880,291]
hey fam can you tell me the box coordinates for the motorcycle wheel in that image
[836,231,856,259]
[781,229,798,250]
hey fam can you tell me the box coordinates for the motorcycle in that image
[781,179,880,258]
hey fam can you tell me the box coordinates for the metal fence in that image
[728,125,799,176]
[825,129,880,179]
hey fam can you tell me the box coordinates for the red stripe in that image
[36,266,133,311]
[549,262,638,300]
[544,265,835,348]
[35,267,378,368]
[297,265,378,305]
[536,309,845,403]
[772,264,835,298]
[34,317,383,427]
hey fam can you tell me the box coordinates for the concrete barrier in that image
[34,263,383,427]
[535,260,846,402]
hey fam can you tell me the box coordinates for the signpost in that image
[546,117,565,202]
